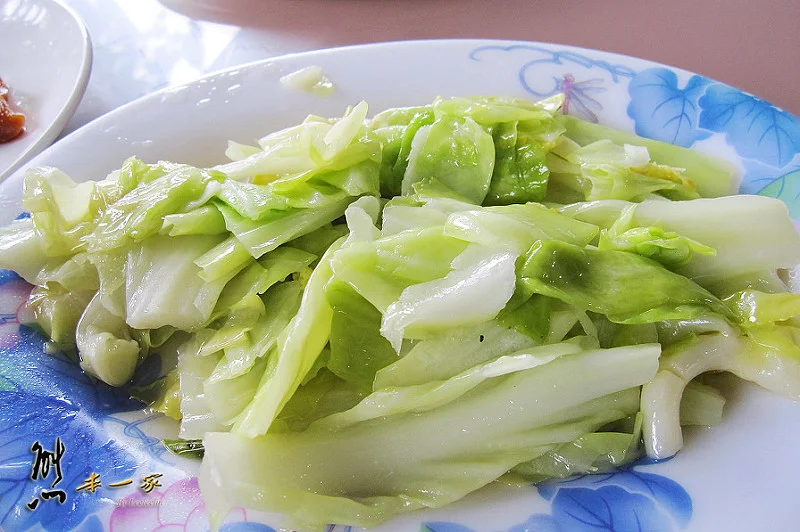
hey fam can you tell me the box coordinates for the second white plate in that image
[0,0,92,181]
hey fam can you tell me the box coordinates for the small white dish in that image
[0,0,92,181]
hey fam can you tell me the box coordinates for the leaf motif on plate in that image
[613,469,692,527]
[758,169,800,218]
[0,326,140,412]
[524,463,693,531]
[550,486,672,532]
[699,85,800,168]
[627,68,711,147]
[0,323,146,531]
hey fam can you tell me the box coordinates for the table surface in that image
[60,0,799,137]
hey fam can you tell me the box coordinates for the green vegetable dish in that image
[2,94,799,531]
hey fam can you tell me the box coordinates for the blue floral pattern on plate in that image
[0,275,135,530]
[471,46,800,203]
[698,85,800,168]
[627,69,711,147]
[0,274,199,531]
[525,462,691,532]
[420,462,692,532]
[470,44,635,123]
[628,69,800,195]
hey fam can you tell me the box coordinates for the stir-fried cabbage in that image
[1,94,798,531]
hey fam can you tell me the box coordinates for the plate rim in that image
[5,37,797,189]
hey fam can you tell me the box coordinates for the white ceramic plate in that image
[0,0,92,181]
[1,40,799,532]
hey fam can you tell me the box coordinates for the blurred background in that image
[61,0,799,132]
